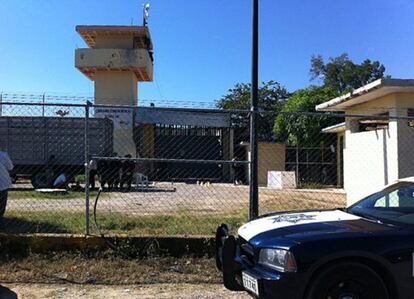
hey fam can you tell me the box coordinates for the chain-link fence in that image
[2,98,413,236]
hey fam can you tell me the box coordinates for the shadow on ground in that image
[0,217,67,234]
[9,187,35,192]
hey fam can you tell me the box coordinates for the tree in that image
[217,81,289,141]
[217,80,289,110]
[310,53,386,93]
[274,54,387,146]
[274,86,338,146]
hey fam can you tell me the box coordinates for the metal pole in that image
[84,101,91,235]
[249,0,259,220]
[42,93,45,117]
[296,145,299,186]
[0,92,3,117]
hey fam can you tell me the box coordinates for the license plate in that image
[242,271,259,296]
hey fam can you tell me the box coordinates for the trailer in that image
[0,116,113,188]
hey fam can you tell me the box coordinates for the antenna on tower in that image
[143,3,150,27]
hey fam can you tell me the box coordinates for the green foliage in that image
[75,175,86,184]
[274,86,339,146]
[219,54,386,146]
[9,190,100,200]
[217,80,288,110]
[310,53,386,93]
[216,81,289,141]
[3,210,248,236]
[298,181,326,190]
[274,53,386,146]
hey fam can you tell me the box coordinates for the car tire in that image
[31,172,49,189]
[306,261,389,299]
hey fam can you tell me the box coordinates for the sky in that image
[1,0,414,106]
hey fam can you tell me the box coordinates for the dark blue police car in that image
[216,178,414,299]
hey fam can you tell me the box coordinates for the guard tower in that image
[75,25,153,156]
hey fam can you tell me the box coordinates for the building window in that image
[357,112,389,132]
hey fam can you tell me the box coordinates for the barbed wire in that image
[0,92,217,108]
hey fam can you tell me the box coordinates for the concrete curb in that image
[0,233,215,257]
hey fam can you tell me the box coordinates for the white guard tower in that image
[75,25,154,156]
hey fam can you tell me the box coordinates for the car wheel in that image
[306,261,389,299]
[31,172,49,189]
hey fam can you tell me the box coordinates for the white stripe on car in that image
[238,210,361,241]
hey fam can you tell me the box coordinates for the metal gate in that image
[153,125,222,181]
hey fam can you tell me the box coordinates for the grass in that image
[2,210,248,236]
[8,190,99,200]
[260,197,345,213]
[298,181,327,189]
[0,252,221,285]
[2,199,345,236]
[4,189,345,236]
[2,198,345,236]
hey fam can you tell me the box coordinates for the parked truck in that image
[0,116,113,188]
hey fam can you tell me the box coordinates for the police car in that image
[215,178,414,299]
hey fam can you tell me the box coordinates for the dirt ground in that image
[0,255,221,285]
[8,183,346,215]
[1,283,250,299]
[0,254,250,298]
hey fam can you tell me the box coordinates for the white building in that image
[316,78,414,205]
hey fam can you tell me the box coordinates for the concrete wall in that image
[395,93,414,178]
[221,129,234,182]
[110,128,135,157]
[94,72,138,156]
[343,93,414,205]
[344,127,398,205]
[347,94,395,117]
[95,36,134,49]
[337,131,345,187]
[94,71,138,106]
[245,143,286,186]
[75,48,153,81]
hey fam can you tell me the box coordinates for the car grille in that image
[239,238,255,266]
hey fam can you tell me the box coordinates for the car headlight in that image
[258,248,297,272]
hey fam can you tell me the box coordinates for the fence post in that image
[295,145,299,187]
[84,101,91,235]
[249,0,259,221]
[42,93,45,117]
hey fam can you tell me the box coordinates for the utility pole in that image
[249,0,259,220]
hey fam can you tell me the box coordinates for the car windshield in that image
[348,182,414,226]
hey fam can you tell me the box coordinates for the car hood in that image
[237,209,397,247]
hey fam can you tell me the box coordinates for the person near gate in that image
[121,154,135,191]
[0,151,14,218]
[89,158,98,190]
